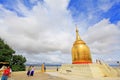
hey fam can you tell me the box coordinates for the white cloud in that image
[0,0,74,54]
[83,19,120,55]
[0,1,120,64]
[97,0,120,12]
[20,52,71,64]
[0,0,74,64]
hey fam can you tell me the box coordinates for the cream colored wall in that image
[59,63,120,78]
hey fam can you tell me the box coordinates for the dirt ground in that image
[0,70,67,80]
[1,70,120,80]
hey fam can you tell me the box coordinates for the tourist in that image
[44,66,46,72]
[30,66,35,76]
[7,66,12,77]
[1,66,10,80]
[27,66,32,77]
[56,67,58,71]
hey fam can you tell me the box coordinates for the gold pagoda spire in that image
[76,26,81,41]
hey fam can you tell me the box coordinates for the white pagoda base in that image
[59,63,120,78]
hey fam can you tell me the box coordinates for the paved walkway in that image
[47,72,120,80]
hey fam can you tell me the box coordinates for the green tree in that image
[0,38,15,64]
[0,38,26,71]
[12,55,26,71]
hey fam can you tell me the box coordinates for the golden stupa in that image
[72,27,92,64]
[59,27,120,78]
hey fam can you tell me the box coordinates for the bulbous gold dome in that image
[72,27,92,64]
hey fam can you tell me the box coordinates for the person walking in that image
[30,66,35,76]
[1,66,10,80]
[27,66,32,77]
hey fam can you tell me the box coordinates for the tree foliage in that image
[0,38,26,71]
[0,38,15,62]
[12,55,26,71]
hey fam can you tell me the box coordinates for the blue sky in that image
[1,0,120,24]
[0,0,120,64]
